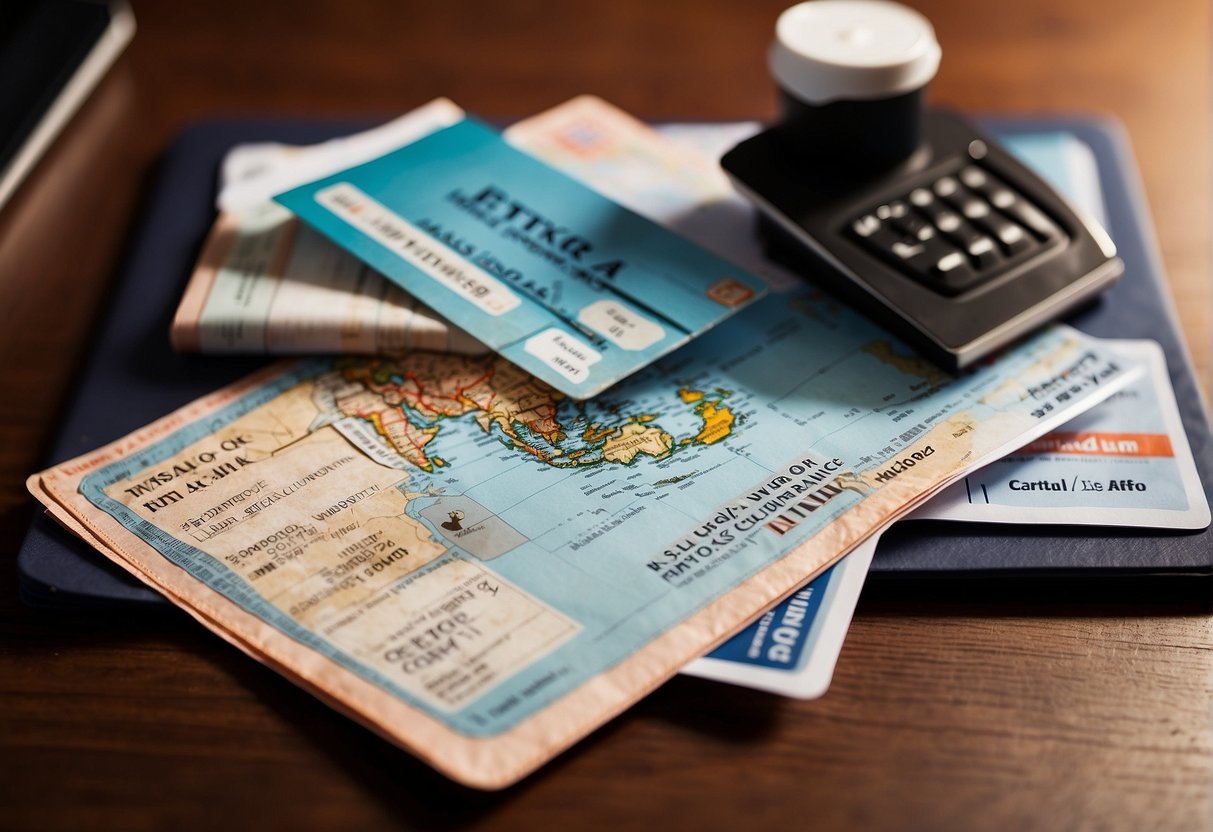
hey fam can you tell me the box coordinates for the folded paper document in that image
[173,201,487,356]
[172,100,485,357]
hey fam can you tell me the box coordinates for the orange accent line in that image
[1019,431,1174,457]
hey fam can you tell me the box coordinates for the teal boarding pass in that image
[274,117,767,398]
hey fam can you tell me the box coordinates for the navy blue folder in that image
[16,116,1213,608]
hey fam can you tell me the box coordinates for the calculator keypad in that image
[848,164,1062,296]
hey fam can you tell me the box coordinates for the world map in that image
[323,352,740,475]
[75,285,1126,739]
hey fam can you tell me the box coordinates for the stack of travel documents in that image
[28,97,1208,788]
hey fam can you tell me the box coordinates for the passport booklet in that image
[273,113,767,399]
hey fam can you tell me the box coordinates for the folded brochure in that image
[172,201,487,357]
[172,100,487,357]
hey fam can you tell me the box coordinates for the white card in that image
[682,535,876,699]
[909,340,1210,530]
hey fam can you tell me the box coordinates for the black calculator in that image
[721,112,1122,370]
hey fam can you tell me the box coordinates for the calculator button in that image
[989,188,1015,209]
[916,198,962,233]
[958,196,990,220]
[929,251,981,293]
[892,240,926,260]
[959,166,987,189]
[933,176,959,198]
[934,209,962,233]
[852,214,881,237]
[1000,198,1059,240]
[892,212,936,242]
[934,213,978,246]
[977,214,1036,256]
[965,235,1002,270]
[936,251,967,272]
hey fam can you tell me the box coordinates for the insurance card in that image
[683,535,876,698]
[274,116,767,399]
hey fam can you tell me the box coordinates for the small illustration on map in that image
[420,496,527,560]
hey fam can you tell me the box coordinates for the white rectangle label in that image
[578,299,665,351]
[523,328,602,384]
[315,182,521,316]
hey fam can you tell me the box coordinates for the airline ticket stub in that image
[274,117,767,399]
[910,339,1209,529]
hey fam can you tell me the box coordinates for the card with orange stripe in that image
[909,339,1210,529]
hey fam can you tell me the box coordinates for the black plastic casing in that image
[721,111,1123,371]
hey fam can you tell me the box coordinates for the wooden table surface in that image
[1,2,1209,829]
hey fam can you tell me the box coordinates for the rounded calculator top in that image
[770,0,941,105]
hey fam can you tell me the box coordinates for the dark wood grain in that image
[1,2,1209,829]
